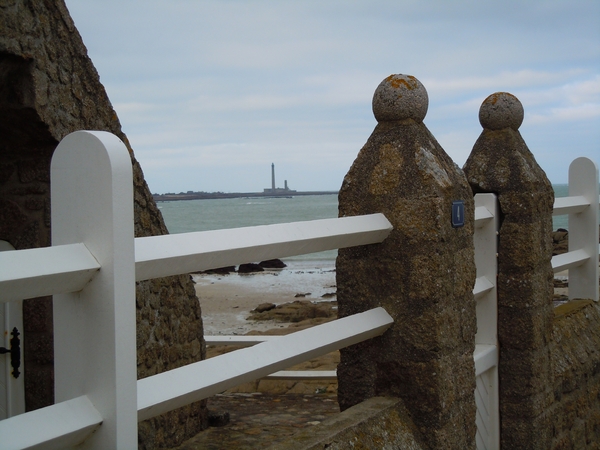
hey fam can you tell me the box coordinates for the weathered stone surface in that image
[1,1,207,447]
[478,92,524,131]
[463,91,554,449]
[270,397,427,450]
[372,74,428,123]
[551,300,600,449]
[336,74,477,449]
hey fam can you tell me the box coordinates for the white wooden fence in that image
[551,157,600,302]
[0,131,393,449]
[0,130,597,449]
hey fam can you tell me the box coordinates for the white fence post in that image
[473,193,500,450]
[567,157,599,302]
[51,131,137,448]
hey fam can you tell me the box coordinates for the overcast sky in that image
[64,0,599,194]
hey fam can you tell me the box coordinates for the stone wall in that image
[550,300,600,448]
[0,1,207,448]
[272,397,427,450]
[336,74,477,449]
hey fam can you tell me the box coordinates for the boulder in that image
[238,263,264,273]
[259,258,287,269]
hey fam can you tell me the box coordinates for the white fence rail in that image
[137,308,392,421]
[550,157,600,302]
[0,130,597,450]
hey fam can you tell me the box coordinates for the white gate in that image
[0,241,25,421]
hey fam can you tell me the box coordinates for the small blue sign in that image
[452,200,465,228]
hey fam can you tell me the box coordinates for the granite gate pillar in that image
[463,92,555,449]
[336,74,477,449]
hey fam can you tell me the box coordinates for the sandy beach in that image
[193,260,337,336]
[193,259,340,394]
[194,262,595,335]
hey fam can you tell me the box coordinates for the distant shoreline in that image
[153,191,339,202]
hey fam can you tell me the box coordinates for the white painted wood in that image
[0,243,99,303]
[566,157,599,301]
[474,344,498,378]
[205,336,338,380]
[473,276,494,301]
[135,214,392,281]
[265,370,337,380]
[473,194,498,347]
[205,335,280,347]
[551,249,590,273]
[0,396,102,450]
[138,307,393,421]
[474,205,494,227]
[473,193,499,450]
[475,366,499,450]
[552,195,589,215]
[0,242,25,420]
[51,131,137,449]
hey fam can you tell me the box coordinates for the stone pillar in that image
[463,92,555,449]
[336,74,477,449]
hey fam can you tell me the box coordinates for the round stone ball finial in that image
[479,92,524,130]
[372,74,428,123]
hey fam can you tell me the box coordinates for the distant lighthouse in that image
[264,163,296,195]
[271,163,275,190]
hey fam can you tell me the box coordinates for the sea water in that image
[158,194,340,264]
[157,187,572,299]
[158,195,341,302]
[158,185,571,245]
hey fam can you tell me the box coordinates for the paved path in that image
[174,393,340,449]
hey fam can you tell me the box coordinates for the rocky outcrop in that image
[552,229,570,255]
[259,258,287,269]
[0,1,207,448]
[552,225,600,256]
[238,263,265,273]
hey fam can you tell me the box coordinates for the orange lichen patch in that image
[485,92,518,105]
[385,74,419,90]
[487,93,500,105]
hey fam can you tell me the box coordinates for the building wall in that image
[0,2,207,448]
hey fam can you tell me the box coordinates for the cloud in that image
[64,0,600,192]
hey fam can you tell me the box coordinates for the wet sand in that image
[193,261,337,336]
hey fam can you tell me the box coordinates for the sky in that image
[64,0,600,194]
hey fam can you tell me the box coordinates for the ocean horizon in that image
[157,185,573,266]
